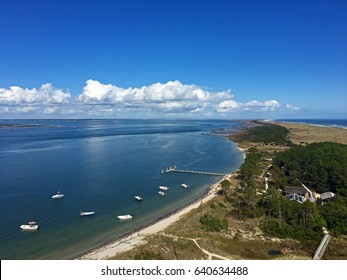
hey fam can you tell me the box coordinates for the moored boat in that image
[134,196,143,201]
[117,214,133,220]
[52,190,64,199]
[20,221,39,231]
[159,186,169,191]
[158,191,166,196]
[80,211,95,216]
[181,184,189,188]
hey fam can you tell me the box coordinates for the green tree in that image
[273,142,347,196]
[258,188,282,218]
[259,192,325,240]
[220,179,231,190]
[319,195,347,236]
[239,147,263,179]
[237,179,258,218]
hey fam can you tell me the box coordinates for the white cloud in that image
[217,99,280,113]
[0,107,10,113]
[217,100,240,112]
[60,108,81,116]
[43,106,58,115]
[0,83,71,105]
[0,80,301,117]
[77,80,237,114]
[243,100,280,111]
[77,80,233,114]
[285,104,300,111]
[16,106,37,113]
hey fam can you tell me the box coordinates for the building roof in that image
[285,186,308,196]
[320,192,335,200]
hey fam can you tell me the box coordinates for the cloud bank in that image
[0,83,71,105]
[0,80,300,117]
[77,80,233,113]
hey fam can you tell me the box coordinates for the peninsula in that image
[79,120,347,260]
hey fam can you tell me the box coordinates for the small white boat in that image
[135,196,143,201]
[117,215,133,220]
[159,186,169,191]
[52,190,64,199]
[158,191,166,196]
[20,221,39,231]
[80,211,95,216]
[181,184,189,188]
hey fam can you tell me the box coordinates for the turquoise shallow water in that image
[0,119,244,259]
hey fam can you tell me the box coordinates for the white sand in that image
[77,175,229,260]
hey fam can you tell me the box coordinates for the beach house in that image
[284,186,309,203]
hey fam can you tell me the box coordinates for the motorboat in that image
[135,196,143,201]
[117,215,133,220]
[159,186,169,191]
[20,221,39,231]
[181,184,189,188]
[80,211,95,216]
[158,191,166,196]
[52,190,64,199]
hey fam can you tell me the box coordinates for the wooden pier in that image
[164,166,227,176]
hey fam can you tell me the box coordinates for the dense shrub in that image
[319,195,347,236]
[199,214,228,232]
[241,123,289,145]
[239,147,263,179]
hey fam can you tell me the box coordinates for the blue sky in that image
[0,0,346,119]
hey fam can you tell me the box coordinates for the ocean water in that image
[276,119,347,129]
[0,119,244,259]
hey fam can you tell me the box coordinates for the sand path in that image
[161,233,232,260]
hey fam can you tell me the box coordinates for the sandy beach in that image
[77,174,231,260]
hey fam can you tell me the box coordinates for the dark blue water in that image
[276,119,347,129]
[0,119,244,259]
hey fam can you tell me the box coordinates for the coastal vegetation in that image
[239,147,263,179]
[221,122,347,253]
[268,142,347,237]
[259,190,326,241]
[231,122,290,145]
[273,142,347,195]
[234,127,347,241]
[199,214,228,232]
[319,195,347,236]
[220,179,231,190]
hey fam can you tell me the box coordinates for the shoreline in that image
[76,129,247,260]
[77,120,347,260]
[77,173,231,260]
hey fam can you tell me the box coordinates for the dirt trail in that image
[161,233,237,260]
